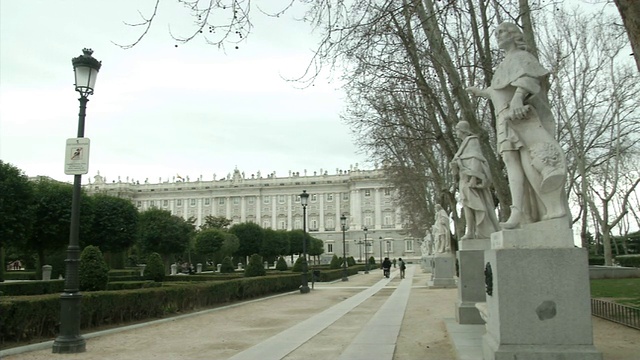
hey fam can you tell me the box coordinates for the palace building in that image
[85,166,421,263]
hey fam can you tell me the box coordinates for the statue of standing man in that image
[451,121,500,239]
[433,204,451,253]
[466,22,568,229]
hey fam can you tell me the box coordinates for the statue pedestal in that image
[428,253,456,288]
[421,256,433,273]
[482,220,602,359]
[456,239,491,324]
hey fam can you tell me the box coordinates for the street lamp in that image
[53,48,102,354]
[363,227,369,274]
[299,190,310,294]
[386,239,391,259]
[379,236,383,264]
[340,214,348,282]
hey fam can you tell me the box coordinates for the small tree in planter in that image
[220,256,236,273]
[144,252,165,282]
[275,256,288,271]
[244,254,266,277]
[79,245,110,291]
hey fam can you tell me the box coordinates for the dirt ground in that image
[2,267,638,360]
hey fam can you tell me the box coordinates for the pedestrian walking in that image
[398,258,406,279]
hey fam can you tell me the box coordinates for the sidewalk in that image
[1,265,637,359]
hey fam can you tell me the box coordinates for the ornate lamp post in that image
[386,239,391,259]
[299,190,310,294]
[340,214,349,282]
[53,48,102,354]
[379,236,383,264]
[363,227,369,274]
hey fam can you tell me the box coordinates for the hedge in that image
[106,281,162,291]
[0,280,65,296]
[164,274,243,282]
[3,272,37,281]
[310,264,367,282]
[616,255,640,268]
[588,256,605,266]
[0,274,300,345]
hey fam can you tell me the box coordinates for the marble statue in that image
[451,121,500,239]
[466,22,568,229]
[433,204,451,253]
[422,232,434,256]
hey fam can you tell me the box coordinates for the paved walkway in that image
[1,265,637,360]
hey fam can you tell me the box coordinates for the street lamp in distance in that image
[299,190,310,294]
[53,48,102,354]
[363,227,369,274]
[340,214,348,282]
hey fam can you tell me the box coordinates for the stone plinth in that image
[456,238,491,324]
[428,253,456,288]
[421,256,433,273]
[482,222,602,360]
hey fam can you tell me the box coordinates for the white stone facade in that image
[85,168,422,263]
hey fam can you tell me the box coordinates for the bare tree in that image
[540,8,640,262]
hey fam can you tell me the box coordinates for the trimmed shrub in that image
[275,256,288,271]
[292,256,307,272]
[3,271,36,281]
[347,256,356,266]
[329,255,341,269]
[368,256,376,265]
[0,280,65,296]
[589,256,605,266]
[0,274,301,344]
[616,255,640,268]
[244,254,266,277]
[220,256,235,273]
[144,252,165,282]
[79,246,110,291]
[106,281,161,290]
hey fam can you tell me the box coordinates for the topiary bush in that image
[144,252,165,282]
[79,246,110,291]
[291,256,307,272]
[347,256,356,266]
[275,256,288,271]
[329,254,341,269]
[220,256,236,273]
[244,254,266,277]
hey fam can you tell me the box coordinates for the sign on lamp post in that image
[64,138,91,175]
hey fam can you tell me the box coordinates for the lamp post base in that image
[52,336,86,354]
[300,285,310,294]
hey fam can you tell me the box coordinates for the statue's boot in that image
[460,232,475,240]
[499,206,521,229]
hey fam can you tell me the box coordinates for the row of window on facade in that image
[325,239,414,255]
[136,188,393,208]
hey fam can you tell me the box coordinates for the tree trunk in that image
[614,0,640,72]
[601,207,613,266]
[417,0,511,218]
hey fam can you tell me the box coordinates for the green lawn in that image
[590,278,640,308]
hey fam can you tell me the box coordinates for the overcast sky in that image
[0,1,368,184]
